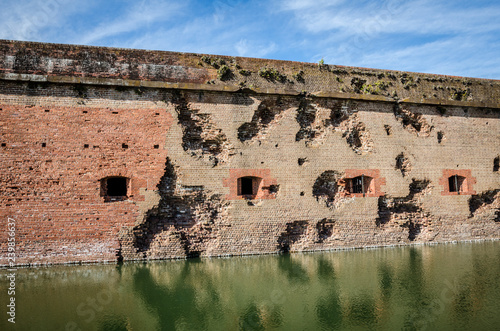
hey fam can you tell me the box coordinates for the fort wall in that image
[0,40,499,265]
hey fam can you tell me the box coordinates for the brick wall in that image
[0,40,499,266]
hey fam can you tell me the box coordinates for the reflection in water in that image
[1,241,499,330]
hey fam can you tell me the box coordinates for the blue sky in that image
[1,0,499,79]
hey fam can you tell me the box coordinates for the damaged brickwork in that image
[395,153,412,177]
[295,99,374,154]
[119,157,231,259]
[377,179,434,241]
[173,93,234,166]
[469,190,500,222]
[0,40,499,266]
[312,171,351,209]
[238,98,288,143]
[277,218,336,253]
[393,103,433,137]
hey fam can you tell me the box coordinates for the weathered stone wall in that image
[0,40,499,266]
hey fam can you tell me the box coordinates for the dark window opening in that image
[238,176,262,198]
[240,177,254,195]
[348,175,372,196]
[351,176,364,193]
[102,177,128,202]
[448,175,465,193]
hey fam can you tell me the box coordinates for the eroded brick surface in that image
[0,40,499,266]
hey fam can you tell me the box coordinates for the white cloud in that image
[77,0,187,45]
[0,0,87,41]
[281,0,500,36]
[235,39,276,58]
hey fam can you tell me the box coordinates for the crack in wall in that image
[173,94,234,166]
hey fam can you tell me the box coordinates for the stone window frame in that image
[440,169,476,196]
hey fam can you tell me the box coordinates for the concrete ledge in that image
[1,72,499,109]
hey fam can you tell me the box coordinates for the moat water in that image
[1,241,500,331]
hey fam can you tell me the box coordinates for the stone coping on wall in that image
[1,39,499,110]
[1,72,499,110]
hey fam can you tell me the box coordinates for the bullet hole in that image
[154,145,159,149]
[82,110,88,113]
[112,111,118,114]
[298,158,308,166]
[275,144,279,148]
[1,143,6,147]
[93,145,99,149]
[122,143,128,149]
[45,109,50,112]
[300,191,305,196]
[155,112,160,116]
[384,125,393,136]
[41,143,46,147]
[437,131,444,144]
[29,166,33,170]
[84,144,89,148]
[494,156,499,172]
[268,184,280,194]
[261,161,264,164]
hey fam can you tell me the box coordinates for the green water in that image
[1,241,500,331]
